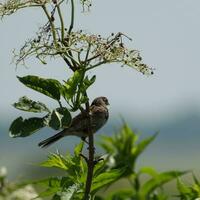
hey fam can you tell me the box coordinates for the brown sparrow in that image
[38,96,109,148]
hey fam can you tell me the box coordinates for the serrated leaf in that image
[13,96,50,113]
[91,168,125,195]
[40,153,69,170]
[177,178,191,196]
[9,116,45,137]
[17,75,62,100]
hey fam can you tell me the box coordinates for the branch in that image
[84,95,95,200]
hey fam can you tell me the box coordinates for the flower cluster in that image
[71,31,154,75]
[80,0,92,11]
[14,27,154,75]
[0,0,51,17]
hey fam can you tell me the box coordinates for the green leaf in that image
[139,167,159,177]
[9,116,45,137]
[60,183,82,200]
[177,178,191,197]
[138,170,187,199]
[45,107,72,130]
[133,132,158,157]
[106,189,134,200]
[47,110,61,130]
[91,168,125,195]
[62,70,83,100]
[17,75,62,100]
[40,152,69,170]
[13,96,50,113]
[38,178,61,199]
[74,141,84,157]
[81,75,96,92]
[56,107,72,128]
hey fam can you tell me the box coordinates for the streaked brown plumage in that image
[38,96,109,148]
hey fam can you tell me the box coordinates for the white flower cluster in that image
[0,166,7,177]
[0,0,51,17]
[7,185,42,200]
[66,31,154,75]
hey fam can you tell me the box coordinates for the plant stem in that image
[68,0,75,35]
[84,98,95,200]
[56,3,65,42]
[42,5,57,46]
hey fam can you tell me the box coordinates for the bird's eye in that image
[103,97,108,103]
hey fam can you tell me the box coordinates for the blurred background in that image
[1,0,200,181]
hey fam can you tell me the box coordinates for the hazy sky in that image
[1,0,200,123]
[2,0,200,178]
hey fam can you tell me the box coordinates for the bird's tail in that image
[38,130,65,148]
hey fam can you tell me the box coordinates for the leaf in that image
[17,75,62,100]
[38,178,61,199]
[62,70,83,100]
[106,189,134,200]
[139,167,159,177]
[13,96,50,113]
[138,170,187,199]
[91,168,126,195]
[47,110,61,130]
[56,107,72,128]
[81,75,96,92]
[177,178,191,196]
[60,183,82,200]
[40,153,69,170]
[9,116,45,137]
[74,142,84,157]
[45,107,72,130]
[133,132,158,157]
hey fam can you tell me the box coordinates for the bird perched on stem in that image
[38,96,109,148]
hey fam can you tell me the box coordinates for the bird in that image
[38,96,109,148]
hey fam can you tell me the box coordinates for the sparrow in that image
[38,96,109,148]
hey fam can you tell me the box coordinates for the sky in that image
[1,0,200,177]
[1,0,200,124]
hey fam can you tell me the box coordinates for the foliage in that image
[176,174,200,200]
[22,124,190,200]
[1,125,200,200]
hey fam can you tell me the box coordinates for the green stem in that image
[86,61,107,71]
[42,5,57,46]
[56,3,65,41]
[75,69,85,107]
[58,100,63,109]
